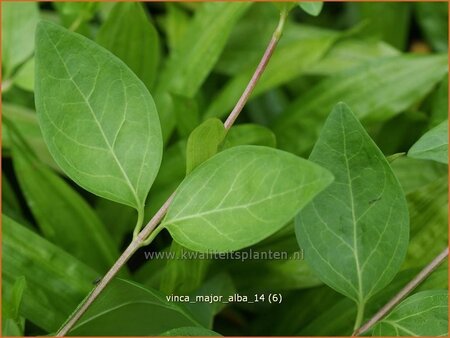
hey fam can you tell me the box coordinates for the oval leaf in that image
[296,103,409,304]
[372,290,448,336]
[69,279,200,336]
[163,145,333,252]
[408,119,448,164]
[35,21,162,210]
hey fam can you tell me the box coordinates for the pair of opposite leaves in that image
[35,22,408,305]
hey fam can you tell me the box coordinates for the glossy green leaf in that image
[408,120,448,164]
[2,104,58,171]
[160,2,251,98]
[10,129,120,273]
[298,2,324,16]
[161,327,221,336]
[1,2,39,77]
[97,3,160,90]
[163,145,334,252]
[3,215,97,332]
[35,21,163,210]
[222,124,276,149]
[372,290,448,336]
[186,118,226,174]
[296,103,409,304]
[205,26,338,119]
[275,54,448,155]
[69,279,201,336]
[2,277,26,336]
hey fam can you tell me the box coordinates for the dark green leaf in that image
[161,327,221,336]
[10,129,120,273]
[275,55,448,155]
[3,215,97,332]
[296,103,409,305]
[69,279,201,336]
[35,21,163,211]
[2,277,26,336]
[415,3,448,52]
[97,3,160,90]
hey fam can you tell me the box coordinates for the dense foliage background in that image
[2,1,448,336]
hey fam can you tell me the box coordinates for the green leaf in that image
[296,103,409,305]
[415,3,448,52]
[186,118,226,174]
[2,103,58,172]
[161,327,221,336]
[408,120,448,164]
[3,215,97,332]
[1,2,39,77]
[356,3,411,50]
[372,290,448,336]
[173,95,200,138]
[275,54,448,155]
[160,241,210,295]
[429,74,448,127]
[2,277,26,336]
[159,2,251,98]
[162,145,333,252]
[10,128,120,273]
[97,3,160,90]
[163,4,191,52]
[205,25,338,119]
[13,57,35,92]
[35,21,163,210]
[298,2,324,16]
[68,279,200,336]
[222,124,276,149]
[403,176,448,269]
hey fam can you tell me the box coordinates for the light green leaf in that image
[408,120,448,164]
[296,103,409,305]
[97,3,160,90]
[1,2,39,77]
[68,279,200,336]
[298,2,324,16]
[3,215,97,332]
[35,21,163,210]
[2,277,26,336]
[163,145,333,253]
[222,124,276,149]
[205,25,338,119]
[10,128,120,273]
[372,290,448,336]
[275,54,448,155]
[163,4,191,52]
[159,2,251,98]
[161,327,221,336]
[186,118,226,174]
[13,57,35,92]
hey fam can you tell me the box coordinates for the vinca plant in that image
[2,1,449,337]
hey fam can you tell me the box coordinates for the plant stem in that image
[352,247,448,336]
[56,11,287,337]
[353,301,365,332]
